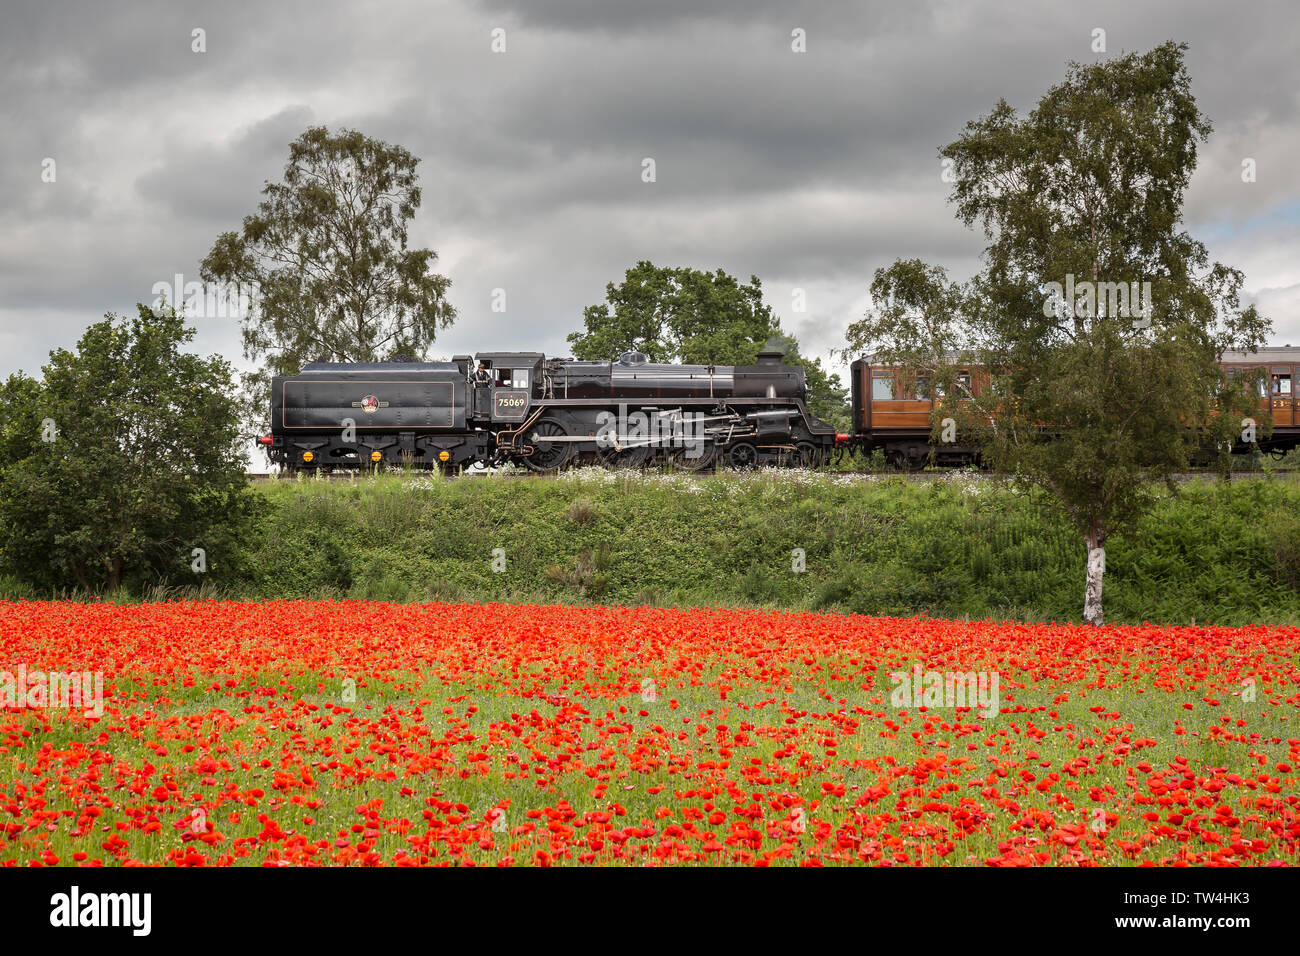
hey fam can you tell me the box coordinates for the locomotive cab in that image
[473,352,543,423]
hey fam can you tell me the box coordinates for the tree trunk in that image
[1083,524,1105,625]
[107,555,124,594]
[70,561,92,595]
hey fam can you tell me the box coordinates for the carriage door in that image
[1270,368,1293,427]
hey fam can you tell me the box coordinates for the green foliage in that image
[568,261,771,365]
[144,471,1300,627]
[843,258,971,401]
[843,42,1270,623]
[1264,506,1300,591]
[0,373,45,465]
[200,125,457,427]
[0,306,260,594]
[569,261,849,427]
[5,466,1296,625]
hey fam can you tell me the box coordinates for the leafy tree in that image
[0,306,258,594]
[845,259,975,406]
[0,373,44,465]
[201,126,457,426]
[845,42,1269,624]
[570,261,848,425]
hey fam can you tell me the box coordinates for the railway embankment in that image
[12,467,1289,626]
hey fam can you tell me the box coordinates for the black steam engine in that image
[261,344,837,473]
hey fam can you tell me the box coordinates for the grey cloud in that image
[476,0,935,35]
[1,0,1297,386]
[133,105,316,220]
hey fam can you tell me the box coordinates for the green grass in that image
[4,467,1298,624]
[5,466,1281,626]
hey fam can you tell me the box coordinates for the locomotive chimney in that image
[756,336,785,367]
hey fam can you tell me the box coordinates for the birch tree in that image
[201,126,457,427]
[846,42,1268,624]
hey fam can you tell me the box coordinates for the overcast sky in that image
[3,0,1298,386]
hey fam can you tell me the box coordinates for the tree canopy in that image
[0,306,257,594]
[844,42,1269,624]
[201,126,457,424]
[570,261,848,425]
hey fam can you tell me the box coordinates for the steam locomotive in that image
[260,343,839,473]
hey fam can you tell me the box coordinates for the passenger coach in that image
[848,347,1300,469]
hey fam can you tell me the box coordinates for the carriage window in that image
[872,372,894,401]
[956,370,971,393]
[915,375,930,400]
[1234,368,1268,398]
[1272,373,1291,395]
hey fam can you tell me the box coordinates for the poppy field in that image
[1,600,1297,866]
